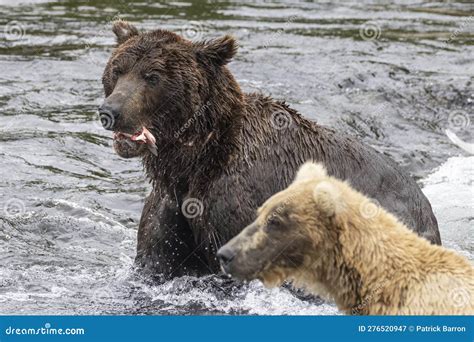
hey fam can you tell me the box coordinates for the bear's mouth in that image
[113,127,158,156]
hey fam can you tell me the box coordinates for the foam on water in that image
[422,156,474,260]
[134,276,339,315]
[127,156,472,315]
[2,157,471,315]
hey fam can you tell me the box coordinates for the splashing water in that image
[0,0,472,314]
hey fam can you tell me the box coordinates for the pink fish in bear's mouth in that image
[113,127,158,156]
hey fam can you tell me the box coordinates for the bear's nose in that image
[217,247,235,269]
[97,103,120,130]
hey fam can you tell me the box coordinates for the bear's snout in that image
[98,102,120,130]
[216,246,236,273]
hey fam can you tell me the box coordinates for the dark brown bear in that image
[99,20,441,280]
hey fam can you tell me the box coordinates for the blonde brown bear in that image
[217,162,474,315]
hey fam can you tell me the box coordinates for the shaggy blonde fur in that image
[261,161,474,315]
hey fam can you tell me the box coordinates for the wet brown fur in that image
[101,21,441,279]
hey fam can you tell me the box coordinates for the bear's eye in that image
[266,215,283,229]
[144,72,159,86]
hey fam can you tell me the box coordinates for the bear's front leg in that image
[135,190,209,281]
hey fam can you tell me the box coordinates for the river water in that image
[0,0,472,315]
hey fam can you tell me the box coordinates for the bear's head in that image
[99,20,242,159]
[217,162,348,288]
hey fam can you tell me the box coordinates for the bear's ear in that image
[195,35,238,66]
[112,20,139,45]
[293,162,328,184]
[312,181,341,216]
